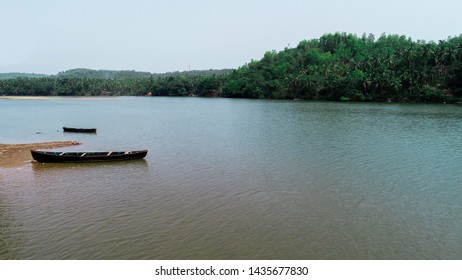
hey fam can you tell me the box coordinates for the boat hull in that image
[31,150,148,163]
[63,127,97,133]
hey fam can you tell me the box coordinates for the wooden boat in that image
[31,150,148,163]
[63,127,97,133]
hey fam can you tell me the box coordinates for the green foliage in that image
[0,73,49,80]
[221,32,462,102]
[0,71,229,97]
[55,68,232,79]
[1,33,462,102]
[56,69,153,79]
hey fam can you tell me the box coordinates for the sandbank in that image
[0,141,80,168]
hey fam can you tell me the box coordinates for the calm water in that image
[1,97,461,259]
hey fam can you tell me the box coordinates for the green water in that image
[1,97,461,259]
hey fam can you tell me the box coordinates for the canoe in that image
[63,127,97,133]
[31,150,148,163]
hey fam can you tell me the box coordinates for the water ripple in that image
[1,99,462,259]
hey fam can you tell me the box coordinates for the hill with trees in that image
[222,33,462,102]
[55,68,153,79]
[0,73,49,80]
[56,68,233,79]
[1,33,461,102]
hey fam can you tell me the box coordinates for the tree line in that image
[222,33,462,102]
[1,33,461,102]
[0,75,227,97]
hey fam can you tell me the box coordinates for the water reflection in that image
[31,159,148,172]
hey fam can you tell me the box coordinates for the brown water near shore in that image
[0,141,80,168]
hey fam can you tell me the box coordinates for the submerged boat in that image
[63,127,97,133]
[31,150,148,163]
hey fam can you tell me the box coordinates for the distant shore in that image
[0,96,117,100]
[0,141,80,168]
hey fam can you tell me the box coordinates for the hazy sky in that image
[1,0,461,74]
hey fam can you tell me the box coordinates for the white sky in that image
[1,0,461,74]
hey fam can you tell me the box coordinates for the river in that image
[1,97,461,259]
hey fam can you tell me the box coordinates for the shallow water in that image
[1,97,462,259]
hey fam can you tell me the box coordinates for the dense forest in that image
[1,33,462,102]
[0,69,230,96]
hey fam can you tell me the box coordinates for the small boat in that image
[31,150,148,163]
[63,127,97,133]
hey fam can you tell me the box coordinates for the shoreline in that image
[0,96,118,100]
[1,95,460,104]
[0,141,80,168]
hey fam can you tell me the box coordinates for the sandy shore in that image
[0,141,80,168]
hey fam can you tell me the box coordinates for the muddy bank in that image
[0,141,80,168]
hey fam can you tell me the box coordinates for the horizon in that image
[1,0,462,75]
